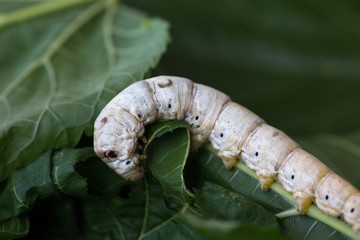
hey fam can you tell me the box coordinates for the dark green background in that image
[126,0,360,137]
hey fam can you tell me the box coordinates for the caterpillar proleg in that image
[93,76,360,237]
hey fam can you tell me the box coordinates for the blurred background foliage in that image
[126,0,360,137]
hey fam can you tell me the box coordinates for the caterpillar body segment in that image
[94,108,145,181]
[240,123,299,191]
[315,172,358,216]
[114,80,158,124]
[185,83,230,151]
[93,76,360,236]
[208,101,264,170]
[344,193,360,234]
[145,76,193,121]
[277,149,331,214]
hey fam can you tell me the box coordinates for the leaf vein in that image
[138,178,149,240]
[142,205,188,238]
[11,175,30,210]
[303,220,318,240]
[53,150,65,193]
[0,0,106,104]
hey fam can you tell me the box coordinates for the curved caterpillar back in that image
[94,76,360,237]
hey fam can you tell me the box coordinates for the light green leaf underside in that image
[144,120,190,150]
[0,0,169,180]
[145,121,194,205]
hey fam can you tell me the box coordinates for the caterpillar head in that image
[94,109,145,181]
[95,148,144,181]
[94,136,144,181]
[110,155,145,181]
[343,192,360,233]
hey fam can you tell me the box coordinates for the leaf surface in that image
[0,148,94,221]
[145,121,194,205]
[80,177,206,240]
[179,182,285,240]
[0,216,29,240]
[0,0,169,180]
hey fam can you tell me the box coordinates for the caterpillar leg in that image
[140,136,147,144]
[256,169,274,191]
[190,142,202,152]
[219,155,238,170]
[293,191,313,214]
[136,143,143,150]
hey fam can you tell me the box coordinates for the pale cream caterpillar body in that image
[93,76,360,237]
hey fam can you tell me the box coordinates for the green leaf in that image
[179,182,285,240]
[52,148,94,197]
[195,182,280,228]
[181,211,281,240]
[144,121,194,205]
[191,149,352,240]
[0,216,29,240]
[0,148,93,221]
[0,151,57,220]
[81,177,206,240]
[0,0,169,180]
[144,120,190,145]
[76,154,128,196]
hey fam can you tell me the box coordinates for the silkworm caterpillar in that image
[94,76,360,237]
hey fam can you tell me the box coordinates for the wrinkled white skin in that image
[93,75,360,236]
[344,193,360,236]
[209,102,264,170]
[114,80,158,124]
[277,149,331,214]
[315,172,357,216]
[240,123,299,191]
[94,108,145,180]
[145,76,193,121]
[185,83,230,150]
